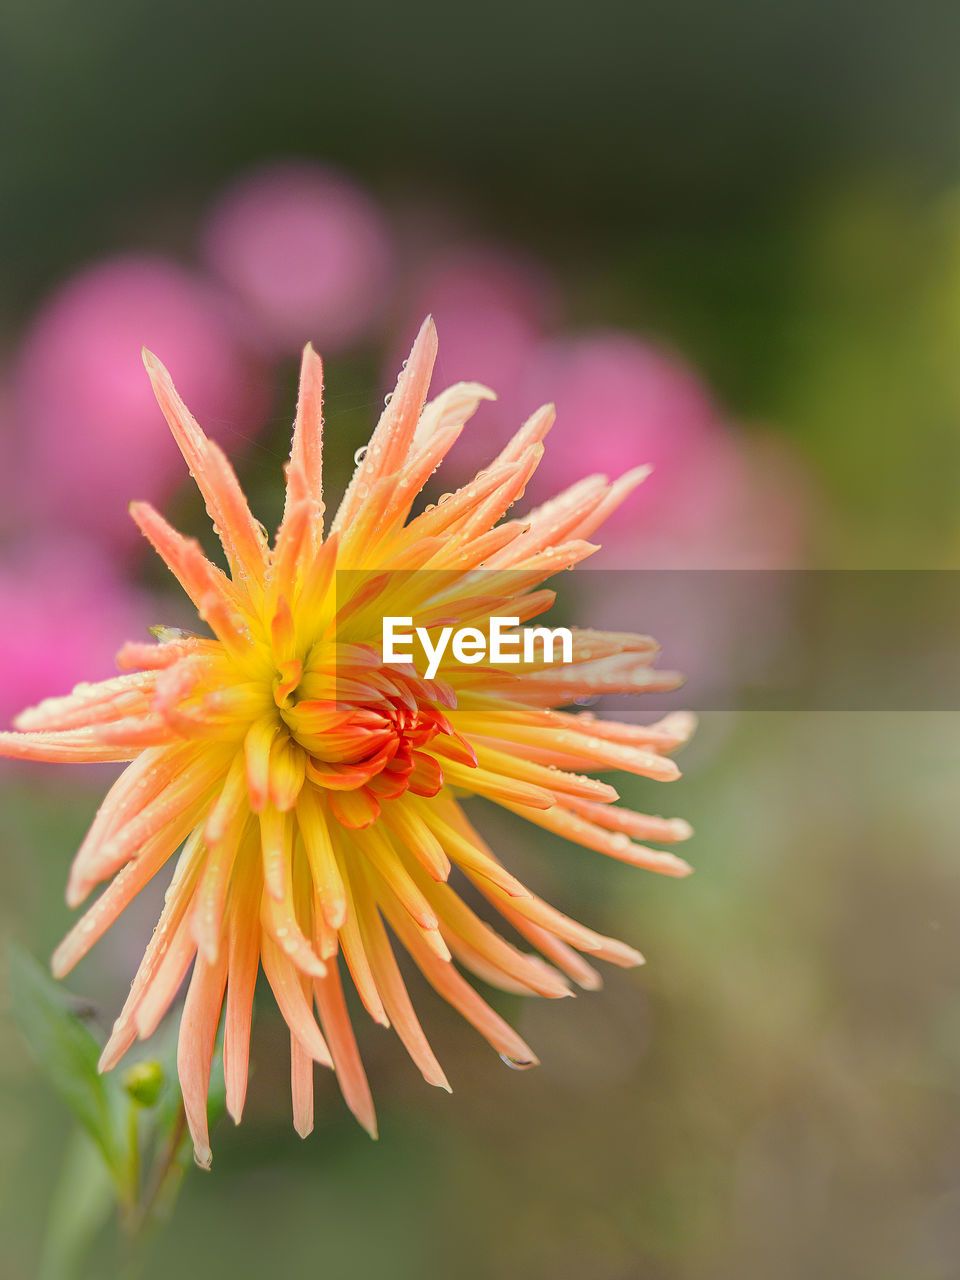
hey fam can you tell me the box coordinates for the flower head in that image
[0,318,694,1166]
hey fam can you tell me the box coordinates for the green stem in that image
[134,1101,188,1238]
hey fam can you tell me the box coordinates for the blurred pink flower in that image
[0,537,151,728]
[386,246,557,466]
[518,332,746,547]
[202,163,393,354]
[592,430,813,570]
[14,256,265,551]
[0,379,20,538]
[707,433,813,569]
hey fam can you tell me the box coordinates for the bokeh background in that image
[3,3,960,1276]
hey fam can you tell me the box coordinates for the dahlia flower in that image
[0,318,694,1167]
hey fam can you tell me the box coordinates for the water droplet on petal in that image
[499,1053,535,1071]
[353,446,368,465]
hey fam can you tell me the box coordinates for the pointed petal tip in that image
[141,348,169,383]
[193,1144,213,1170]
[530,403,556,436]
[654,757,682,781]
[504,1054,540,1070]
[662,710,698,744]
[294,1118,315,1140]
[299,340,323,376]
[50,943,72,981]
[64,880,88,911]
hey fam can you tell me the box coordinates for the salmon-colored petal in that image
[177,948,229,1168]
[98,829,207,1071]
[52,807,204,978]
[142,349,268,587]
[223,841,261,1125]
[260,931,332,1067]
[329,839,389,1027]
[332,316,437,535]
[313,958,377,1138]
[282,342,325,543]
[380,887,538,1068]
[290,1025,315,1139]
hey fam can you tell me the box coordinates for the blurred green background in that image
[3,3,960,1277]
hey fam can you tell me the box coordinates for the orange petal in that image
[177,949,229,1168]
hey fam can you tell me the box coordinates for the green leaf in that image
[38,1130,115,1280]
[7,943,125,1180]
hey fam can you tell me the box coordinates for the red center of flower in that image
[276,649,476,825]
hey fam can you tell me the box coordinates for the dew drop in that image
[353,446,368,465]
[383,392,393,407]
[499,1053,535,1071]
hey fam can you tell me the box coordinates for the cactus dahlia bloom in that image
[0,318,695,1166]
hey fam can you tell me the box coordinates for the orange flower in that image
[0,318,694,1166]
